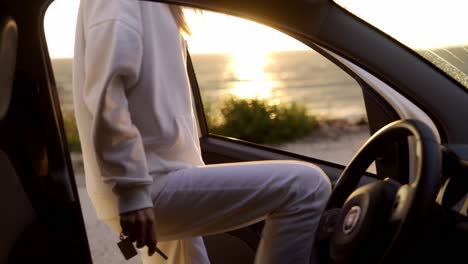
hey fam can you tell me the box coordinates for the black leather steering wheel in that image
[315,119,442,263]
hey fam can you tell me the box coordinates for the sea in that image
[51,50,367,121]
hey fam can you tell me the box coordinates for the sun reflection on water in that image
[229,51,277,100]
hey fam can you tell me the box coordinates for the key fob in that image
[118,234,138,260]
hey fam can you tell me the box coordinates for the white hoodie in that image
[73,0,204,220]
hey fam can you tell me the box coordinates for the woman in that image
[73,0,331,263]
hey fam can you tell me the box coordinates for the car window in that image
[334,0,468,90]
[185,9,371,166]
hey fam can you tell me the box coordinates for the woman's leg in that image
[150,160,331,264]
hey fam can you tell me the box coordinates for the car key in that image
[117,233,138,260]
[118,232,168,261]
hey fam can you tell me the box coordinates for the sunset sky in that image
[44,0,468,58]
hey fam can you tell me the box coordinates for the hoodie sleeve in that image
[82,19,153,214]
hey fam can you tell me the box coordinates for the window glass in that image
[334,0,468,89]
[186,9,371,166]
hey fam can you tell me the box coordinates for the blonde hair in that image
[169,5,191,35]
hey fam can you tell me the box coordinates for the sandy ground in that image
[71,127,370,264]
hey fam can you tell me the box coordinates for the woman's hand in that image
[120,207,157,256]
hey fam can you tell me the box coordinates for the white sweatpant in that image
[107,160,331,264]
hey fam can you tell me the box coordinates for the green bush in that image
[62,97,318,152]
[62,113,81,152]
[207,97,318,144]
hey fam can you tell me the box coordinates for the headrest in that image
[0,17,17,121]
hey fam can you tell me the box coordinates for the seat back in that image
[0,151,36,264]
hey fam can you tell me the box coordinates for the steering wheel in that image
[315,119,442,263]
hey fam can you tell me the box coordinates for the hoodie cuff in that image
[116,186,154,214]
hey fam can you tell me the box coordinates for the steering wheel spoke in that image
[390,184,416,223]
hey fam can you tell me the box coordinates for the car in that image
[1,0,466,263]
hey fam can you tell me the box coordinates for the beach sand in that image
[72,127,370,264]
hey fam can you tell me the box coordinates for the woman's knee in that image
[286,162,331,202]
